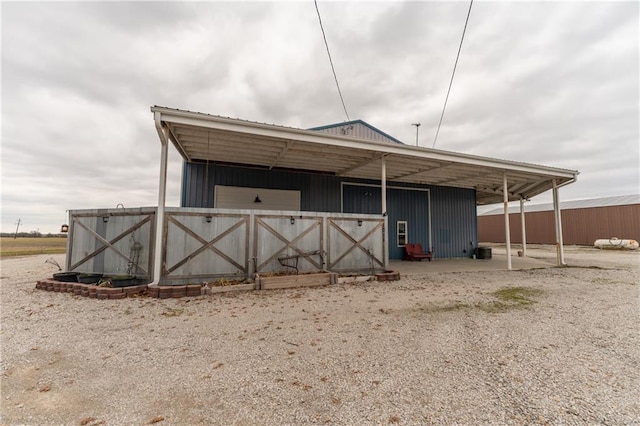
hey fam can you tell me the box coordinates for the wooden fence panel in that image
[66,208,155,277]
[327,217,385,272]
[254,214,324,273]
[66,208,387,283]
[163,210,250,283]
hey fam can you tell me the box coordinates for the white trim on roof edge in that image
[151,106,578,180]
[151,106,579,206]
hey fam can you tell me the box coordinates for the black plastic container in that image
[77,273,103,284]
[475,247,492,260]
[108,276,138,287]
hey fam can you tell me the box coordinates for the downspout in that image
[152,111,169,285]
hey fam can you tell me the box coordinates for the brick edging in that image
[36,273,385,297]
[375,270,401,282]
[35,279,149,299]
[35,279,205,299]
[148,284,203,299]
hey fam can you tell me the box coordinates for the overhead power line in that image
[432,0,474,149]
[314,0,351,123]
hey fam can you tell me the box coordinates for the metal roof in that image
[480,194,640,216]
[151,106,579,205]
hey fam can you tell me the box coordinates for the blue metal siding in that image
[182,162,477,259]
[387,187,431,260]
[430,186,477,259]
[342,184,381,215]
[340,183,478,259]
[182,163,342,211]
[342,185,432,260]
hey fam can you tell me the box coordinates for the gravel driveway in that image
[1,248,638,425]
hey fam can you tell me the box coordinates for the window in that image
[397,221,407,247]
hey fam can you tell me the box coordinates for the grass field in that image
[0,237,67,257]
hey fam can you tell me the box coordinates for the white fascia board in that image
[152,107,579,181]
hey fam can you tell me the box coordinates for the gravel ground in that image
[1,248,639,425]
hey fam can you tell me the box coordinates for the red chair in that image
[404,243,433,261]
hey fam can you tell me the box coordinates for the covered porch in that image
[57,106,581,286]
[151,106,578,282]
[392,246,555,276]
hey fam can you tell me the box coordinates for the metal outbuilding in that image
[63,107,581,285]
[478,195,640,246]
[58,106,584,285]
[150,106,578,280]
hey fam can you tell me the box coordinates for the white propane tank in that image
[594,237,639,250]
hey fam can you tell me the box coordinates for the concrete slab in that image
[391,249,555,276]
[390,243,639,275]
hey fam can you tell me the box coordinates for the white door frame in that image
[340,182,432,251]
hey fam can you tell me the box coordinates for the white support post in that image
[381,155,388,268]
[153,113,169,285]
[383,214,389,269]
[520,198,527,257]
[381,155,387,216]
[552,179,566,266]
[503,173,512,270]
[249,211,256,277]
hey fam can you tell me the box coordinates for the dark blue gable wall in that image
[182,163,477,259]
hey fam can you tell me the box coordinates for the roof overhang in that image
[151,106,578,205]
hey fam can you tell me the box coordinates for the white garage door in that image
[214,185,301,211]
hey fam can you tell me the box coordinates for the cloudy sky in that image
[1,1,638,234]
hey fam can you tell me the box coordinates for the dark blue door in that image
[342,184,430,260]
[342,185,381,214]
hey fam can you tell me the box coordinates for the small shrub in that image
[479,287,544,313]
[493,287,543,305]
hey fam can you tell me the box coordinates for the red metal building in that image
[478,195,640,246]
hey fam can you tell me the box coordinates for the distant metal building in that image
[478,195,640,245]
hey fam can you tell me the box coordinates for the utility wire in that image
[314,0,350,122]
[432,0,474,149]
